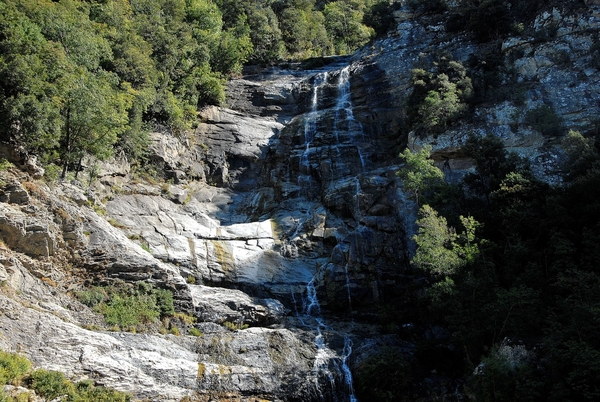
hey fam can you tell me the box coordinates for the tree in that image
[58,68,132,177]
[408,58,473,133]
[323,0,374,54]
[560,130,599,181]
[462,132,528,200]
[412,204,462,277]
[0,2,63,155]
[397,145,445,205]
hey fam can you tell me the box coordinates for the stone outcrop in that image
[1,3,599,401]
[355,4,600,184]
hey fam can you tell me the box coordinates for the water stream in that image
[303,274,358,402]
[299,72,328,196]
[296,64,365,401]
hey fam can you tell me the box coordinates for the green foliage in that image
[77,282,175,329]
[72,379,131,401]
[412,205,481,280]
[29,369,72,400]
[222,321,249,331]
[412,205,461,276]
[560,130,599,181]
[1,0,255,171]
[467,343,543,402]
[0,159,13,171]
[99,293,159,328]
[354,347,413,402]
[76,286,108,307]
[525,104,564,137]
[408,57,473,134]
[188,327,203,337]
[0,351,31,386]
[462,132,528,199]
[323,1,374,55]
[397,145,445,205]
[0,351,129,401]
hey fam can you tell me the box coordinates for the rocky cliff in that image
[1,2,599,401]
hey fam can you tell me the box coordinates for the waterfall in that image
[334,66,366,171]
[299,72,328,196]
[343,264,353,311]
[303,274,358,402]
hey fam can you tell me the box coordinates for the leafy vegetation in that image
[0,0,395,180]
[408,56,473,134]
[0,350,130,401]
[384,130,600,400]
[76,282,174,330]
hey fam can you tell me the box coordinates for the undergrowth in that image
[76,282,174,331]
[0,351,130,401]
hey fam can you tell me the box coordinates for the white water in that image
[343,264,353,311]
[299,72,328,196]
[334,66,366,171]
[303,274,358,402]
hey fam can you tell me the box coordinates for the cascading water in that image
[302,275,358,402]
[299,72,328,197]
[334,66,366,171]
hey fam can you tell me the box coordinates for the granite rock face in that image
[355,4,600,184]
[1,4,599,401]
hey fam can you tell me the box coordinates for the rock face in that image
[356,4,600,184]
[1,3,600,402]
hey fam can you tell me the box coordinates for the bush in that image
[355,347,413,402]
[29,369,72,400]
[408,57,473,134]
[525,104,563,137]
[0,351,31,385]
[100,293,160,328]
[76,287,108,307]
[76,282,175,330]
[189,327,203,337]
[74,379,131,401]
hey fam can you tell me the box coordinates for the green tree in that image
[323,0,374,54]
[246,4,284,63]
[560,130,599,181]
[412,204,462,277]
[463,132,527,200]
[397,145,445,205]
[408,57,473,133]
[57,68,132,178]
[0,2,65,155]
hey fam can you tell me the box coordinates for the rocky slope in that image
[1,2,599,401]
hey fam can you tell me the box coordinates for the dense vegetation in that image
[0,350,131,401]
[0,0,393,180]
[357,129,600,401]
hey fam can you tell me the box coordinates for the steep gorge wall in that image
[0,3,599,401]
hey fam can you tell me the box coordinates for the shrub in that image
[525,104,563,137]
[223,321,249,331]
[189,327,203,337]
[100,293,160,328]
[408,57,473,134]
[43,164,61,182]
[29,369,73,400]
[155,288,175,317]
[76,282,175,330]
[0,159,13,171]
[355,347,413,402]
[76,287,108,307]
[0,351,31,385]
